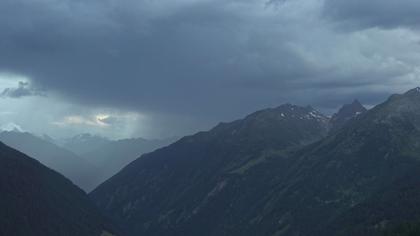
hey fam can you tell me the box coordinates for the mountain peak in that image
[330,99,367,131]
[0,123,24,133]
[403,87,420,97]
[243,104,328,125]
[335,99,366,116]
[351,99,363,106]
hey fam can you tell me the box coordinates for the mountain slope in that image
[81,137,177,188]
[92,88,420,236]
[90,104,330,235]
[0,142,118,236]
[215,87,420,236]
[0,131,97,191]
[311,87,420,235]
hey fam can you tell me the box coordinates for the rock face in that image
[330,99,367,132]
[0,142,118,236]
[91,88,420,236]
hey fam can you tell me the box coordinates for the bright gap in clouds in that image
[0,73,150,140]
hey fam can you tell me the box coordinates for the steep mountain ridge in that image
[243,87,420,235]
[0,131,97,191]
[313,87,420,235]
[0,142,118,236]
[90,104,330,235]
[91,88,420,235]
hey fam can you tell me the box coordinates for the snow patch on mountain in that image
[0,122,24,132]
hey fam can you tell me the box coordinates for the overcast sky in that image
[1,0,420,139]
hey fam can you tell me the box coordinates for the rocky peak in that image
[330,99,367,131]
[209,104,329,151]
[244,104,329,124]
[403,86,420,96]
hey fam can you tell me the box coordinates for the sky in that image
[1,0,420,139]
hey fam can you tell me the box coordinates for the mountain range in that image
[59,133,113,156]
[0,131,176,191]
[91,88,420,236]
[5,88,420,236]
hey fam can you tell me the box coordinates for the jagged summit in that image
[211,103,330,148]
[351,99,363,106]
[330,99,367,131]
[243,104,328,123]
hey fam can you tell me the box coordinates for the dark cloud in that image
[323,0,420,30]
[1,81,45,98]
[0,1,318,113]
[0,0,419,137]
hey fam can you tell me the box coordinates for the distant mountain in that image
[0,122,24,132]
[330,99,367,132]
[0,142,118,236]
[81,137,177,188]
[91,89,420,236]
[90,104,330,235]
[58,133,176,189]
[61,133,112,156]
[40,134,57,144]
[0,131,97,191]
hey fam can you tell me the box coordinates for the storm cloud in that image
[1,0,420,138]
[1,81,45,98]
[323,0,420,30]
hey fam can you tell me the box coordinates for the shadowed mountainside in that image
[0,142,118,236]
[91,88,420,235]
[0,131,97,191]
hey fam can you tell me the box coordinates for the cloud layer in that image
[1,81,45,98]
[323,0,420,30]
[1,0,420,137]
